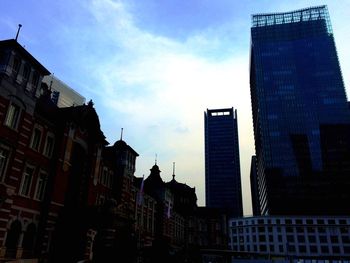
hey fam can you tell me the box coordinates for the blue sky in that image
[1,0,350,215]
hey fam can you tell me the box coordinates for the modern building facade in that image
[42,74,85,107]
[204,108,243,217]
[249,156,260,216]
[250,6,350,215]
[229,216,350,261]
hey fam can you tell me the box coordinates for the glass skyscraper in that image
[250,6,350,215]
[204,108,243,217]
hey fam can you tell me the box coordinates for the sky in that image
[1,0,350,215]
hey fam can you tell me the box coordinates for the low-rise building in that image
[229,216,350,261]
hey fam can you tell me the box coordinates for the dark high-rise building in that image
[250,6,350,215]
[204,108,243,217]
[249,156,260,216]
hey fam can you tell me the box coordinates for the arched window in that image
[5,220,22,258]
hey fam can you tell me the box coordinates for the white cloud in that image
[85,0,255,212]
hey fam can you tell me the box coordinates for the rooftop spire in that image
[172,162,176,180]
[155,153,157,165]
[15,24,22,41]
[120,128,123,140]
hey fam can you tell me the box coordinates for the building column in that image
[15,231,24,259]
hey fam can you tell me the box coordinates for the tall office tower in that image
[249,156,260,216]
[204,108,243,217]
[250,6,350,215]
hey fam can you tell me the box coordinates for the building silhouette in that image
[250,6,350,215]
[0,37,205,262]
[204,108,243,217]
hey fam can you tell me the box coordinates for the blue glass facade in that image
[204,108,243,217]
[250,6,350,215]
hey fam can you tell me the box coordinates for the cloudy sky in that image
[1,0,350,215]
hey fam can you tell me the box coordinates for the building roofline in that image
[251,5,331,33]
[252,5,326,18]
[0,39,50,75]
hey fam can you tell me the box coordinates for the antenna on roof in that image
[172,162,175,180]
[120,128,123,140]
[155,154,157,165]
[15,24,22,41]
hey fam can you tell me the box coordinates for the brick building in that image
[0,39,110,262]
[0,38,202,263]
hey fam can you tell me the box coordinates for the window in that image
[34,171,47,200]
[43,134,54,157]
[0,147,10,181]
[30,127,42,151]
[287,235,294,242]
[0,51,7,64]
[97,194,105,205]
[101,167,108,185]
[5,104,20,129]
[286,226,293,233]
[20,165,35,196]
[321,245,329,253]
[306,219,313,224]
[345,246,350,253]
[307,227,316,233]
[108,171,113,188]
[288,245,296,253]
[333,246,340,254]
[259,245,267,251]
[328,219,335,225]
[299,245,306,253]
[319,236,327,243]
[32,72,39,87]
[278,245,284,253]
[12,58,21,73]
[232,236,237,243]
[342,236,350,243]
[308,235,316,243]
[51,91,59,105]
[317,219,324,224]
[259,235,266,242]
[318,227,326,233]
[331,235,339,243]
[339,219,346,225]
[298,235,305,242]
[296,227,304,233]
[310,246,317,253]
[341,227,348,234]
[23,65,30,80]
